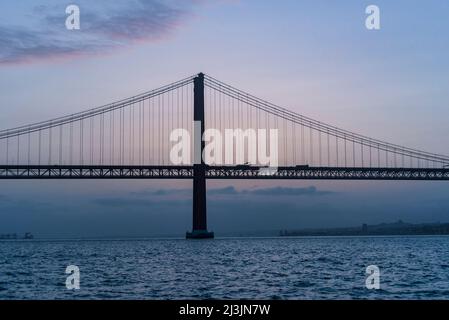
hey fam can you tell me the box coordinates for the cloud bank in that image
[128,185,334,199]
[0,0,198,65]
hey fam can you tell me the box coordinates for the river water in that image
[1,236,449,299]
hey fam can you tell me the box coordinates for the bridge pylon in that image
[186,73,214,239]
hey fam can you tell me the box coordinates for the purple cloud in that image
[0,0,198,65]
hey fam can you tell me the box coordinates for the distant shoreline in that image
[280,220,449,237]
[4,221,449,240]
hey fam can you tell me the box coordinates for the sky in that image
[1,0,449,237]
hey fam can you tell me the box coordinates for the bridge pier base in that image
[186,230,214,239]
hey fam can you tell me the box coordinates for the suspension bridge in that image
[1,73,448,238]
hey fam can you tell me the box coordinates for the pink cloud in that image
[0,0,198,65]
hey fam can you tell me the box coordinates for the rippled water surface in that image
[1,236,449,299]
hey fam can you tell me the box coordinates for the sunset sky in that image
[1,0,449,237]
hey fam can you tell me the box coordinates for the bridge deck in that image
[1,165,449,180]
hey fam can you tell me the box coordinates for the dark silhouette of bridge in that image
[1,73,449,238]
